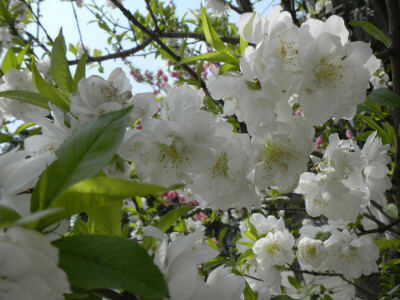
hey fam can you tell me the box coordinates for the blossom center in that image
[265,241,280,256]
[210,151,228,178]
[314,58,345,88]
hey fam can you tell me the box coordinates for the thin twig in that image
[145,0,160,32]
[68,37,152,64]
[71,0,86,54]
[228,2,243,14]
[311,150,323,159]
[359,216,400,236]
[159,31,239,44]
[109,0,221,108]
[281,0,300,27]
[21,0,54,44]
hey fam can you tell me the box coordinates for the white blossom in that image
[297,237,327,268]
[191,124,260,210]
[0,69,48,123]
[0,227,70,299]
[324,229,379,278]
[143,227,218,300]
[361,131,392,201]
[205,0,229,17]
[252,230,295,268]
[71,68,156,125]
[296,16,379,125]
[252,118,314,191]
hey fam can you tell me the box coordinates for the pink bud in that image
[167,191,178,199]
[178,196,186,204]
[315,135,324,151]
[163,196,172,202]
[171,71,181,78]
[135,124,143,130]
[157,69,164,77]
[162,75,168,82]
[194,215,203,221]
[199,212,208,219]
[192,199,199,206]
[211,237,219,245]
[295,109,302,116]
[346,129,353,138]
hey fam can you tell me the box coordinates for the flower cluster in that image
[0,3,394,300]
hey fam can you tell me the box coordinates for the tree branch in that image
[109,0,220,107]
[67,31,239,65]
[385,0,400,206]
[359,215,400,236]
[281,0,300,27]
[159,31,239,44]
[68,37,152,65]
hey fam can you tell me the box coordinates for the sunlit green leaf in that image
[51,28,73,95]
[31,59,70,112]
[31,107,132,214]
[0,90,51,110]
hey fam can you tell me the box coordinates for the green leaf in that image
[236,248,255,266]
[142,206,192,250]
[53,235,169,299]
[13,207,64,228]
[245,219,260,240]
[16,43,31,65]
[288,276,300,289]
[36,171,168,230]
[0,205,21,227]
[219,63,240,75]
[354,130,375,141]
[87,201,123,236]
[200,5,236,58]
[239,36,248,55]
[179,51,238,66]
[1,48,18,73]
[218,227,228,245]
[31,107,132,214]
[349,20,390,48]
[156,206,193,232]
[358,115,390,145]
[0,133,12,143]
[179,39,187,59]
[0,206,63,229]
[156,46,176,61]
[31,59,70,112]
[384,203,398,219]
[368,88,400,107]
[0,90,51,110]
[297,283,319,295]
[98,21,111,32]
[71,53,86,93]
[51,28,73,95]
[243,281,257,300]
[13,122,36,135]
